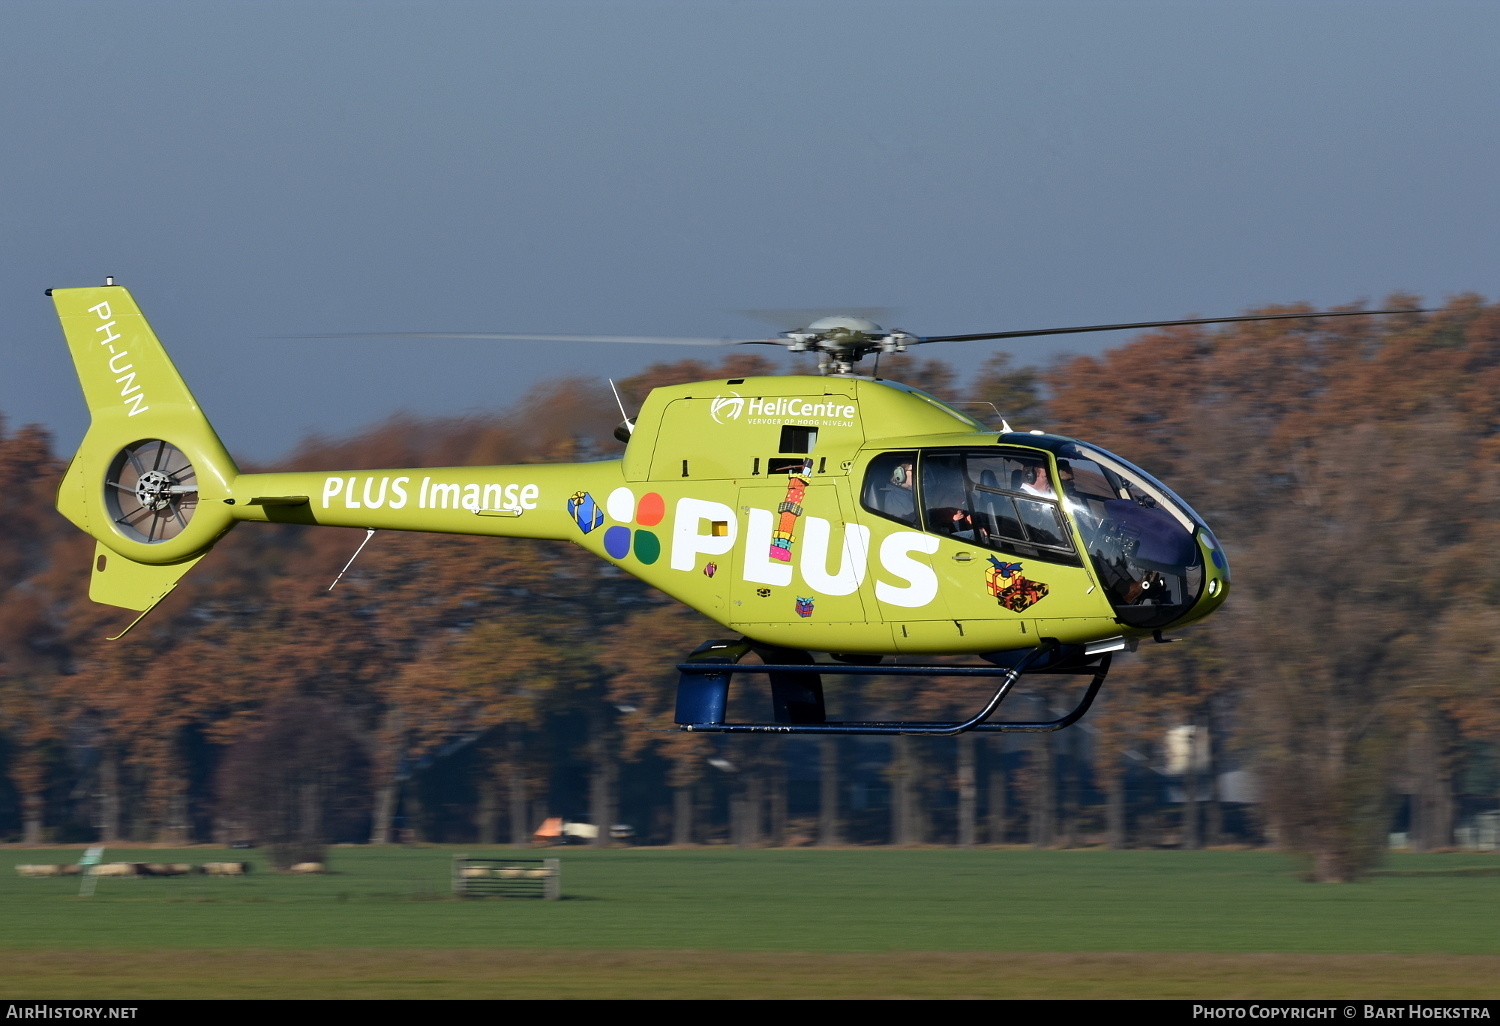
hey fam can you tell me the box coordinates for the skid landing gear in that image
[673,639,1111,736]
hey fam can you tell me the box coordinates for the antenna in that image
[949,401,1007,429]
[609,379,632,424]
[328,529,376,591]
[609,379,635,439]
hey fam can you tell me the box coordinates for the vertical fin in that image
[51,285,207,418]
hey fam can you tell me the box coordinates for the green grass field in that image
[2,846,1498,998]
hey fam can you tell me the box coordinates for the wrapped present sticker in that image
[770,475,809,563]
[568,491,604,534]
[986,556,1049,612]
[795,596,815,618]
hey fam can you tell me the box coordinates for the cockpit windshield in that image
[1051,441,1208,628]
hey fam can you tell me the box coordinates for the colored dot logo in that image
[601,487,664,564]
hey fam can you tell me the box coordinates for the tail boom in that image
[225,465,603,541]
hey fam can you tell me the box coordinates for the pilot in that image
[1056,463,1076,496]
[1054,460,1101,543]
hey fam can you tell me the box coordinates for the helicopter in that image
[45,282,1414,736]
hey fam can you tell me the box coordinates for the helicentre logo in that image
[710,393,745,424]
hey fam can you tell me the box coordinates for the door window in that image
[913,450,1082,566]
[859,451,919,528]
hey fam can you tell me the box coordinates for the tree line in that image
[2,296,1498,880]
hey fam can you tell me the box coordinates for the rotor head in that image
[802,315,885,334]
[783,316,915,375]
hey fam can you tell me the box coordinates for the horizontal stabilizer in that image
[91,541,203,614]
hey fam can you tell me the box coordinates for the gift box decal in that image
[986,556,1049,612]
[568,491,604,534]
[795,596,815,618]
[770,471,810,564]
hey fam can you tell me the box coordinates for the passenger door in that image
[732,481,868,626]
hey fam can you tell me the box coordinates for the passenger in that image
[922,457,975,538]
[939,507,974,535]
[885,460,916,521]
[1019,463,1055,498]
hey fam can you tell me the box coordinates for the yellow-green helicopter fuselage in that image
[49,284,1230,668]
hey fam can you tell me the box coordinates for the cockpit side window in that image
[925,449,1082,567]
[860,451,919,528]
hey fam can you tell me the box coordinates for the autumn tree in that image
[217,696,368,868]
[1048,296,1500,878]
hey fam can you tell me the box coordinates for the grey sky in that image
[3,1,1496,460]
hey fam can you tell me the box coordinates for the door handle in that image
[952,551,974,562]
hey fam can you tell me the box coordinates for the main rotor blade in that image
[917,308,1427,345]
[296,332,781,347]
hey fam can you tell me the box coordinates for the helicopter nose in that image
[1189,528,1231,621]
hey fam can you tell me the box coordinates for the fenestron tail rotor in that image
[104,440,199,544]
